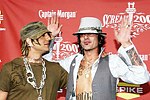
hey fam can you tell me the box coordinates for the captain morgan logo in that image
[38,10,77,19]
[38,9,78,60]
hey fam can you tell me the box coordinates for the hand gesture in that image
[47,15,62,37]
[114,17,132,48]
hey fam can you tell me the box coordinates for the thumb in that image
[57,24,63,32]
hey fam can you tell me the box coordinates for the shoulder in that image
[108,53,120,59]
[44,59,65,70]
[44,59,60,67]
[108,53,123,65]
[3,57,23,68]
[1,57,24,75]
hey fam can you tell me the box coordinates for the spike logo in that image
[117,82,143,99]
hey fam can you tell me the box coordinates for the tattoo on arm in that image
[126,48,143,66]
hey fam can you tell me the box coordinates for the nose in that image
[83,34,89,39]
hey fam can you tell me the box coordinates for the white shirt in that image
[43,44,149,89]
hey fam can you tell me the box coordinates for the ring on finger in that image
[126,25,130,28]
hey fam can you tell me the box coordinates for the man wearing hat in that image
[0,21,68,100]
[46,17,149,100]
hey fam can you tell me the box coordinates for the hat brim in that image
[30,29,51,40]
[73,31,106,37]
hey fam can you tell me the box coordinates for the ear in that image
[26,38,33,47]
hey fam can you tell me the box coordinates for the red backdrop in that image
[0,0,150,100]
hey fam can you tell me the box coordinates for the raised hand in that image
[47,15,62,37]
[114,17,132,48]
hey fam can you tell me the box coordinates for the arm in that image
[114,17,145,67]
[43,15,79,72]
[116,45,149,84]
[43,15,62,61]
[114,17,132,48]
[126,47,143,66]
[111,18,149,84]
[0,90,8,100]
[59,66,68,89]
[0,64,10,100]
[109,53,149,84]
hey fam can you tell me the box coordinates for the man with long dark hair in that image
[49,17,149,100]
[43,16,149,100]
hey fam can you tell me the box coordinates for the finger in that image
[56,16,59,24]
[47,16,50,26]
[57,24,63,32]
[59,32,62,37]
[126,17,132,29]
[124,17,128,27]
[126,16,130,25]
[51,15,54,24]
[120,18,125,28]
[125,17,130,28]
[127,16,133,28]
[123,17,129,27]
[53,15,57,24]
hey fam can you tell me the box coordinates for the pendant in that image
[85,73,89,78]
[38,96,43,100]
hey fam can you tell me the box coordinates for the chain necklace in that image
[78,57,99,78]
[78,58,92,78]
[23,57,46,100]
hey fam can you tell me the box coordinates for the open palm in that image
[47,16,62,37]
[114,17,132,47]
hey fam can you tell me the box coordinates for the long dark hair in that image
[21,39,41,56]
[77,33,106,55]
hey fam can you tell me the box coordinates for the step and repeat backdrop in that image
[0,0,150,100]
